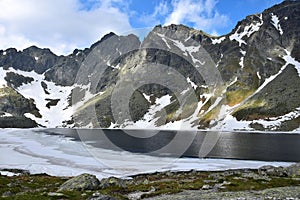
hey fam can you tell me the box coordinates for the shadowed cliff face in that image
[0,1,299,131]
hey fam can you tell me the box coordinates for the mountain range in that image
[0,0,299,131]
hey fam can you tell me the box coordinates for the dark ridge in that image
[90,32,116,49]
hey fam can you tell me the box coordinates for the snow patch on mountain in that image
[161,37,171,49]
[211,36,226,44]
[218,114,254,131]
[271,13,284,35]
[217,105,300,132]
[257,72,261,79]
[162,93,212,130]
[0,67,7,87]
[72,83,102,111]
[0,112,13,117]
[229,16,263,46]
[239,50,245,68]
[187,77,197,89]
[4,68,74,127]
[252,107,300,130]
[110,63,120,69]
[171,39,201,65]
[142,93,152,103]
[113,94,173,129]
[239,57,245,68]
[250,52,291,98]
[156,33,204,66]
[229,27,247,46]
[283,50,300,76]
[216,53,223,68]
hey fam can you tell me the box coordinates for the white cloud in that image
[0,0,228,55]
[138,1,170,27]
[164,0,228,35]
[0,0,132,55]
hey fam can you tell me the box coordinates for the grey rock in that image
[286,163,300,177]
[258,165,288,177]
[241,172,271,181]
[87,192,116,200]
[2,191,13,198]
[99,177,127,189]
[58,173,100,191]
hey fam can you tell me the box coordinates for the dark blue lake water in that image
[41,129,300,162]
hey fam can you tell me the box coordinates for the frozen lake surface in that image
[0,128,295,179]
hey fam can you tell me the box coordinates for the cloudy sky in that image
[0,0,282,55]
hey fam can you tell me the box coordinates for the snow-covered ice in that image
[0,129,293,179]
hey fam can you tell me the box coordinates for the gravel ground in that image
[145,186,300,200]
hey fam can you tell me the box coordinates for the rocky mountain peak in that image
[0,1,299,131]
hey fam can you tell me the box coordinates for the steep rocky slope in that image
[0,0,299,131]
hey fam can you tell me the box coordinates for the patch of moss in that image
[223,177,300,192]
[164,100,198,124]
[226,89,255,106]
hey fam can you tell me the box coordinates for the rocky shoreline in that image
[1,163,300,199]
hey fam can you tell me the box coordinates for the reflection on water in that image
[209,132,300,162]
[43,129,300,162]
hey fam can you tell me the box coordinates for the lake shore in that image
[1,163,300,199]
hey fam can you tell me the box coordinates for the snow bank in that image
[2,68,74,127]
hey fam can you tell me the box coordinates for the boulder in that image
[258,165,288,177]
[99,177,127,189]
[286,163,300,177]
[58,173,100,191]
